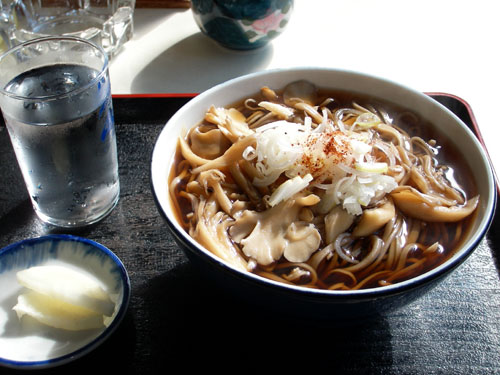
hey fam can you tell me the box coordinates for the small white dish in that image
[0,234,130,369]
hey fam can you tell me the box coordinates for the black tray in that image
[0,94,499,374]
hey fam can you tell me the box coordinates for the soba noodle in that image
[169,81,479,290]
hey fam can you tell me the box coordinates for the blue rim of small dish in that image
[0,234,131,370]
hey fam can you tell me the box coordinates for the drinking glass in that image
[0,0,135,56]
[0,36,120,227]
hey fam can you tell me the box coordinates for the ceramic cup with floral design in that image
[191,0,293,50]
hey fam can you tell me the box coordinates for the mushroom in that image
[229,193,321,266]
[292,101,324,124]
[258,101,294,119]
[192,198,248,272]
[324,206,355,244]
[191,135,256,174]
[284,222,322,263]
[228,162,262,205]
[283,80,318,106]
[352,200,395,237]
[205,106,254,142]
[189,127,231,159]
[260,86,278,101]
[391,189,479,222]
[197,170,232,215]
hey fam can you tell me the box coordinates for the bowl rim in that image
[0,234,131,369]
[151,66,497,298]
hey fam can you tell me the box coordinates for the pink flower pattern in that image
[252,11,286,34]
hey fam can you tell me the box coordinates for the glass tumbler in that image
[0,36,120,227]
[0,0,135,56]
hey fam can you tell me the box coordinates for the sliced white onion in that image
[242,146,257,160]
[255,120,302,133]
[268,174,313,207]
[252,169,282,187]
[350,138,372,156]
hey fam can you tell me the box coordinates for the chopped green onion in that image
[354,112,381,128]
[355,161,388,173]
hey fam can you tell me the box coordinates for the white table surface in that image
[109,0,500,178]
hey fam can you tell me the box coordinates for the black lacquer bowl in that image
[151,68,496,320]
